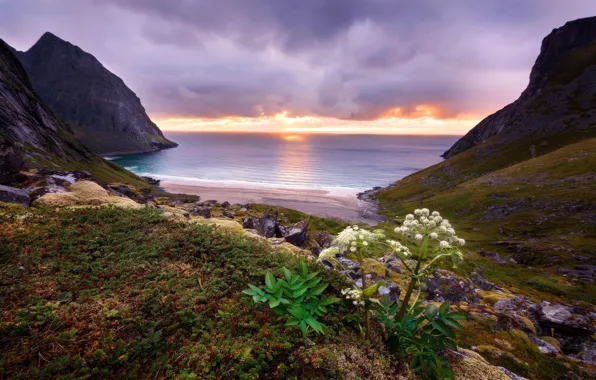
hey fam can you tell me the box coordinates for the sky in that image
[1,0,595,135]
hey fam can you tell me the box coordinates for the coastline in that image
[160,180,383,225]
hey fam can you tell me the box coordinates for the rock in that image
[340,270,361,281]
[425,269,480,304]
[558,265,596,282]
[493,296,537,334]
[284,219,309,247]
[582,350,596,363]
[205,200,218,207]
[336,256,360,271]
[530,301,596,354]
[221,201,230,208]
[191,207,212,219]
[478,250,508,264]
[495,366,528,380]
[15,32,177,155]
[242,217,255,229]
[471,270,501,291]
[310,230,334,254]
[254,212,278,238]
[0,185,30,206]
[0,140,24,184]
[141,176,161,186]
[530,336,560,355]
[377,283,401,303]
[377,253,401,274]
[320,259,334,269]
[239,207,248,212]
[33,180,141,209]
[221,210,234,219]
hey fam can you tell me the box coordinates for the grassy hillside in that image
[377,138,596,304]
[0,205,400,379]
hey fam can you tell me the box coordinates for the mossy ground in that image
[376,138,596,305]
[0,204,400,379]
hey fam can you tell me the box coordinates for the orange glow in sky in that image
[151,106,483,135]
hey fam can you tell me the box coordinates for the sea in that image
[108,132,459,192]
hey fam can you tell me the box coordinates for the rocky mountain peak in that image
[443,16,596,159]
[15,32,177,155]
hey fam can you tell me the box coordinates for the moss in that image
[33,180,142,209]
[477,290,513,305]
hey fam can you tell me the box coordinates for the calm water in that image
[109,133,458,191]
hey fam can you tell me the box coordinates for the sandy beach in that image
[161,181,381,224]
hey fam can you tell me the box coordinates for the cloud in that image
[1,0,595,125]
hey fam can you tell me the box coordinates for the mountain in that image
[14,32,177,155]
[444,16,596,159]
[0,38,146,186]
[375,18,596,302]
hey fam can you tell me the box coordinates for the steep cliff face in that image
[444,16,596,158]
[0,38,94,164]
[0,39,148,186]
[15,32,177,155]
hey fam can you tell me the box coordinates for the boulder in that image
[470,270,501,291]
[377,253,401,274]
[378,283,401,303]
[141,176,161,186]
[222,210,234,219]
[493,296,537,334]
[242,217,255,229]
[425,269,479,304]
[33,180,141,209]
[0,185,29,206]
[582,350,596,364]
[336,256,360,271]
[254,212,278,238]
[478,249,508,264]
[530,336,560,355]
[0,140,24,184]
[191,207,212,219]
[284,219,309,247]
[530,301,596,354]
[221,201,230,208]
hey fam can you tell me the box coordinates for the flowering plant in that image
[393,208,464,320]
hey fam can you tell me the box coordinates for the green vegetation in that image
[376,298,466,380]
[377,138,596,304]
[244,262,340,337]
[0,204,401,379]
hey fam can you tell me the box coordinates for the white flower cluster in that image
[394,209,465,249]
[317,246,340,263]
[386,239,411,257]
[334,225,384,253]
[341,287,365,306]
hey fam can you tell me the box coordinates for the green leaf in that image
[310,283,328,296]
[431,321,455,339]
[300,261,308,277]
[293,287,308,298]
[300,320,307,337]
[285,318,299,326]
[362,282,383,298]
[290,281,305,291]
[439,301,450,316]
[319,297,341,306]
[306,277,322,287]
[247,284,264,296]
[269,298,281,308]
[306,272,319,280]
[265,272,275,289]
[282,267,293,281]
[305,317,324,334]
[443,318,464,331]
[425,303,438,320]
[448,312,467,320]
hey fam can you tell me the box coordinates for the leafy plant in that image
[243,261,340,337]
[375,295,466,380]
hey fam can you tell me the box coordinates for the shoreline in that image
[160,181,383,225]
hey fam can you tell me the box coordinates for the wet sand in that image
[161,181,381,225]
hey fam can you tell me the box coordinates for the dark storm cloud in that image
[1,0,596,121]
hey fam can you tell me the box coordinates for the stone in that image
[32,180,141,209]
[478,249,508,264]
[284,219,309,247]
[141,176,161,186]
[377,253,401,274]
[493,296,537,334]
[377,283,401,303]
[0,140,24,184]
[336,256,360,271]
[242,217,255,229]
[191,207,212,219]
[310,230,334,254]
[471,270,501,291]
[0,185,30,206]
[582,350,596,363]
[425,269,479,304]
[254,212,278,238]
[222,210,234,219]
[530,336,560,355]
[221,201,230,208]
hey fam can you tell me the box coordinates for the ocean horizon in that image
[109,132,460,192]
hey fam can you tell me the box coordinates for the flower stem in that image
[360,260,371,342]
[397,234,428,320]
